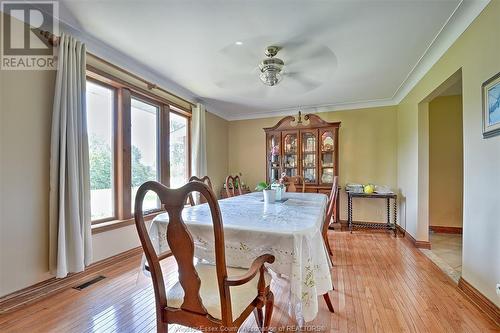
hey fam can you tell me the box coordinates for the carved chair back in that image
[225,175,243,198]
[286,175,305,193]
[134,181,232,329]
[187,175,213,206]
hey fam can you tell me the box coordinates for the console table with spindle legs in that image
[347,191,397,237]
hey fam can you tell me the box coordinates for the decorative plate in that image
[322,136,334,151]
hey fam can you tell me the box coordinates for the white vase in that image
[275,187,282,201]
[271,183,284,201]
[263,189,276,203]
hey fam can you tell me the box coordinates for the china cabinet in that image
[264,113,340,221]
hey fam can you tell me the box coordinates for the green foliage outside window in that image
[89,136,113,190]
[89,136,156,190]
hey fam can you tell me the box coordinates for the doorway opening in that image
[418,70,464,283]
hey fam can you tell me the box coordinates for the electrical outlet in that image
[496,283,500,295]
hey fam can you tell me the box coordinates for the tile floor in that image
[420,232,462,283]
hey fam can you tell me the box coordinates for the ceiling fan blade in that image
[285,43,337,68]
[214,72,258,89]
[219,43,261,68]
[283,72,322,92]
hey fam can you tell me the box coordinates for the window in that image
[169,112,189,188]
[86,70,192,227]
[86,81,115,221]
[131,97,160,212]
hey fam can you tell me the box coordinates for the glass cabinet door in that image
[282,132,298,178]
[267,133,281,183]
[301,130,318,184]
[320,129,336,184]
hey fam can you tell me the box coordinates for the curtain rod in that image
[36,29,195,108]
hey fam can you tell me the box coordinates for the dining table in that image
[142,191,333,323]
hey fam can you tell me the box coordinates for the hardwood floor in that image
[0,231,498,332]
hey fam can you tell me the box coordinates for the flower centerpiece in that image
[255,181,270,191]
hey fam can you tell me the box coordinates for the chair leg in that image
[323,292,335,313]
[328,253,334,266]
[253,307,263,331]
[324,233,336,269]
[263,290,274,333]
[324,234,334,256]
[157,319,168,333]
[323,234,336,291]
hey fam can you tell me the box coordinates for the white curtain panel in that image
[191,103,207,177]
[49,34,92,278]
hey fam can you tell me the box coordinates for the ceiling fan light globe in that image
[260,71,282,86]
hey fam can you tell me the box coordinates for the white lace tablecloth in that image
[145,192,332,322]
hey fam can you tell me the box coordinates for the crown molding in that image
[14,0,488,122]
[20,1,199,105]
[212,0,489,121]
[219,98,395,121]
[392,0,490,103]
[202,104,232,120]
[66,28,199,105]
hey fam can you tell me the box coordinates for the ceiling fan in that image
[259,46,284,86]
[213,37,337,95]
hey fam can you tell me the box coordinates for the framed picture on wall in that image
[482,71,500,138]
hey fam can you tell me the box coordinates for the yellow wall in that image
[0,73,228,297]
[429,95,463,228]
[2,1,499,307]
[0,64,145,296]
[397,0,499,305]
[206,111,229,198]
[0,14,229,297]
[0,66,56,296]
[228,106,398,222]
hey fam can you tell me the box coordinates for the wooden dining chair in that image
[320,176,338,313]
[187,175,213,206]
[286,175,305,193]
[322,176,338,261]
[225,175,243,197]
[134,181,275,333]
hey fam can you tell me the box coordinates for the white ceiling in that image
[57,0,488,120]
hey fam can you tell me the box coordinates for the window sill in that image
[91,211,164,234]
